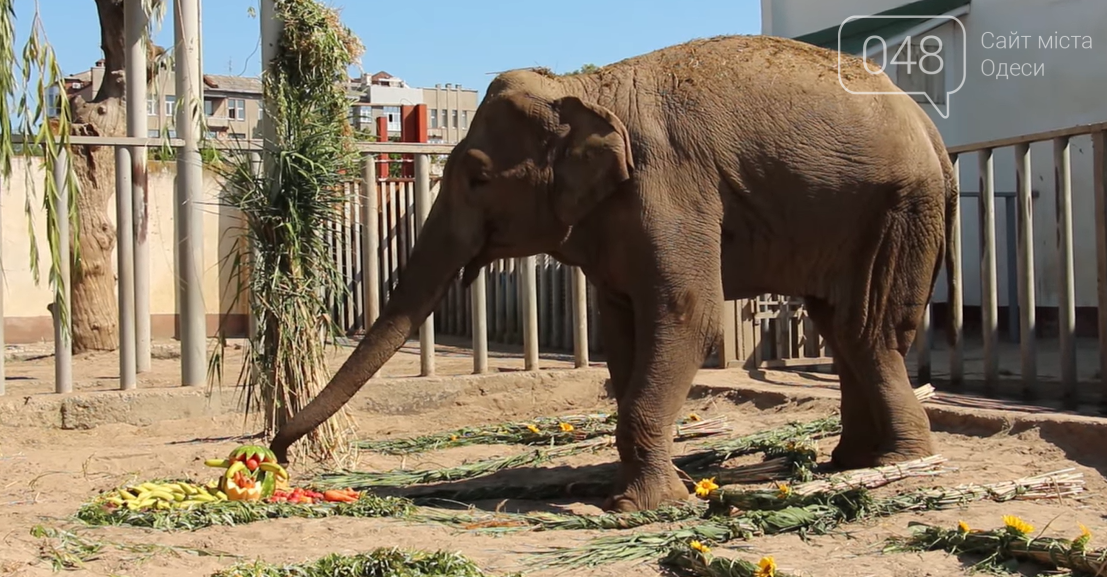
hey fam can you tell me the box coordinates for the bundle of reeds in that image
[883,516,1107,575]
[317,419,732,490]
[701,439,821,486]
[416,455,949,534]
[662,544,795,577]
[75,492,413,532]
[213,548,510,577]
[707,455,950,512]
[529,468,1083,569]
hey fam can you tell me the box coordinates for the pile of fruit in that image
[100,480,228,511]
[95,445,362,513]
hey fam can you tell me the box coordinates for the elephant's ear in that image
[551,96,634,226]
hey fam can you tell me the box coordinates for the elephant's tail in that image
[942,153,960,349]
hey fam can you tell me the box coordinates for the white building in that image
[762,0,1107,335]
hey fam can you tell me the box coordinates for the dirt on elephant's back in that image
[2,364,1105,577]
[604,34,889,91]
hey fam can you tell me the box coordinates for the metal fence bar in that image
[126,0,151,374]
[362,154,379,333]
[571,266,590,367]
[1014,142,1036,399]
[949,154,964,388]
[472,266,489,374]
[1093,131,1107,408]
[1054,137,1077,406]
[53,150,73,394]
[0,165,4,395]
[414,154,434,376]
[176,0,205,387]
[521,256,539,370]
[978,148,1000,393]
[1005,197,1019,343]
[115,147,137,390]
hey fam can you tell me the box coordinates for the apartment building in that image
[347,71,479,143]
[58,62,477,144]
[62,59,263,140]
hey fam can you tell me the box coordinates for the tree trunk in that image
[66,0,127,353]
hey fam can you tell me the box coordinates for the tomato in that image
[246,457,259,471]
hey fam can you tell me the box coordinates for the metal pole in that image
[116,147,137,390]
[521,256,539,370]
[0,169,5,395]
[361,154,379,330]
[174,0,205,386]
[53,150,73,394]
[471,266,489,374]
[125,0,151,373]
[978,148,999,394]
[1014,142,1036,399]
[247,152,262,340]
[414,153,435,376]
[571,266,589,367]
[1055,137,1077,407]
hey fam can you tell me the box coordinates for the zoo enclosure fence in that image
[7,120,1107,414]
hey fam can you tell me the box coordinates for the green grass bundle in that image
[76,493,414,532]
[355,413,618,454]
[417,502,708,534]
[883,517,1107,575]
[213,548,512,577]
[318,418,731,491]
[356,414,728,455]
[529,468,1083,569]
[662,544,795,577]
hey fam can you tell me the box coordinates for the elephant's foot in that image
[602,464,689,512]
[830,435,935,470]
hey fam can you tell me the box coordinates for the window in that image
[440,109,446,128]
[461,110,468,130]
[147,97,158,116]
[383,106,402,133]
[429,108,438,129]
[45,86,61,118]
[258,102,264,119]
[230,132,246,140]
[894,36,947,105]
[164,95,176,117]
[358,106,372,126]
[452,110,458,129]
[147,129,160,138]
[204,99,214,117]
[228,98,246,120]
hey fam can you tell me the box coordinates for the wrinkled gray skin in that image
[270,35,959,512]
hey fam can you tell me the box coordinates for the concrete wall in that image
[1,157,248,343]
[764,0,1107,318]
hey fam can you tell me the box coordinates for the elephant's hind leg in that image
[827,198,941,468]
[804,298,881,468]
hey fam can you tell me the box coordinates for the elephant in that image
[268,34,959,513]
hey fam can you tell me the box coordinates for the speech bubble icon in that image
[836,14,967,119]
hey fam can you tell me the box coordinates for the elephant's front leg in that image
[605,268,723,512]
[597,290,636,401]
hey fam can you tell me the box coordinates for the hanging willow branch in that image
[0,0,81,335]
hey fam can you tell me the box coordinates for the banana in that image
[258,461,289,480]
[133,496,156,509]
[191,493,217,502]
[145,490,177,502]
[177,483,198,496]
[105,496,125,506]
[118,489,138,501]
[205,458,231,468]
[139,482,163,492]
[214,490,227,500]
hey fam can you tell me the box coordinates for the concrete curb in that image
[0,369,613,430]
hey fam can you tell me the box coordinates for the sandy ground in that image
[2,341,1107,577]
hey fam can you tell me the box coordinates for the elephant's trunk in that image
[269,197,481,462]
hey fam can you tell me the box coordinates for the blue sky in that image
[12,0,762,99]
